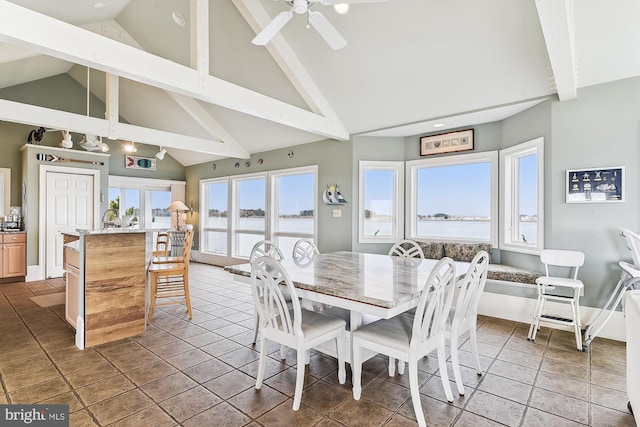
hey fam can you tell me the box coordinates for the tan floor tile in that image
[521,407,585,427]
[182,358,234,383]
[88,389,153,425]
[165,348,212,370]
[332,397,394,427]
[181,402,251,427]
[8,377,70,404]
[528,387,589,424]
[141,371,198,402]
[360,377,411,411]
[109,405,176,427]
[0,353,51,376]
[263,366,319,397]
[3,363,60,392]
[159,385,221,422]
[124,359,178,386]
[55,351,107,375]
[227,385,287,419]
[76,374,135,406]
[477,373,532,405]
[590,403,637,427]
[202,369,256,399]
[38,391,84,413]
[65,361,120,389]
[257,401,324,426]
[68,409,100,427]
[465,389,526,426]
[296,380,351,414]
[453,410,506,427]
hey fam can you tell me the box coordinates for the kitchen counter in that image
[62,230,154,349]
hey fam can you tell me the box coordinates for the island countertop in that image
[64,228,163,236]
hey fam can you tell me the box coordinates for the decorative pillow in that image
[443,242,492,262]
[416,241,444,260]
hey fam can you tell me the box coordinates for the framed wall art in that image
[566,166,624,203]
[420,129,474,156]
[125,155,156,171]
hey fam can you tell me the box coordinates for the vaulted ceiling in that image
[0,0,638,166]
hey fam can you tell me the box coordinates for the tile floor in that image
[0,262,635,427]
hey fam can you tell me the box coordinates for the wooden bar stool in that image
[152,231,170,257]
[147,230,193,323]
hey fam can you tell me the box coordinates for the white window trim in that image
[406,151,498,246]
[199,176,230,256]
[499,137,544,254]
[358,160,405,244]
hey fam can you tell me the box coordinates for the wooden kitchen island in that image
[63,229,153,349]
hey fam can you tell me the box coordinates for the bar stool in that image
[152,231,169,257]
[147,230,194,323]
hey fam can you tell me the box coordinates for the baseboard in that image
[478,290,626,342]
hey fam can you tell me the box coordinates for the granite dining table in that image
[225,251,470,361]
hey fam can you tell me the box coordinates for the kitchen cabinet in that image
[1,232,26,278]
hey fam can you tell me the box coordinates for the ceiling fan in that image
[252,0,386,50]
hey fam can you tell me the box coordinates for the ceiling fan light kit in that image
[252,0,386,50]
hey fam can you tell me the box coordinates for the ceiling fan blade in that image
[252,11,294,46]
[308,11,347,50]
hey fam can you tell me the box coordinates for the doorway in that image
[39,166,100,279]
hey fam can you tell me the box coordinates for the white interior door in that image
[45,171,95,278]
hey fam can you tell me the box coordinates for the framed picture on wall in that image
[566,166,624,203]
[420,129,474,156]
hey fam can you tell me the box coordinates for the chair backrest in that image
[451,251,489,328]
[412,257,456,345]
[539,249,585,279]
[620,228,640,267]
[389,239,425,259]
[292,239,319,263]
[182,229,194,262]
[155,231,169,256]
[251,256,302,338]
[250,240,284,262]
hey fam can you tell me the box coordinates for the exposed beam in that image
[0,1,348,140]
[0,99,249,158]
[105,73,119,137]
[190,0,209,87]
[535,0,577,101]
[233,0,345,126]
[85,19,248,158]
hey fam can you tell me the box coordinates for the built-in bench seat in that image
[409,240,541,285]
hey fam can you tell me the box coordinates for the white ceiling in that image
[0,0,638,166]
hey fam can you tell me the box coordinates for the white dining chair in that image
[292,238,319,265]
[527,249,585,351]
[250,239,284,262]
[251,256,346,411]
[352,257,456,427]
[388,239,425,259]
[250,240,285,345]
[448,250,489,395]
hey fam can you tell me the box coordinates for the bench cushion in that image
[444,242,493,262]
[487,263,541,285]
[415,241,445,260]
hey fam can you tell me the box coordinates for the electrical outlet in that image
[332,209,342,218]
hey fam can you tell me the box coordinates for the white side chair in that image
[448,250,489,396]
[352,257,456,427]
[292,238,319,266]
[250,239,284,262]
[527,249,586,351]
[388,239,425,259]
[250,240,285,345]
[251,256,346,411]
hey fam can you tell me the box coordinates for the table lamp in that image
[167,200,189,230]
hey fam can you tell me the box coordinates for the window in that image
[407,152,498,245]
[108,176,184,230]
[500,137,544,253]
[200,178,229,255]
[271,167,316,257]
[359,161,404,243]
[200,166,317,259]
[233,175,266,258]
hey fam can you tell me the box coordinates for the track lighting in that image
[156,147,167,160]
[124,141,137,153]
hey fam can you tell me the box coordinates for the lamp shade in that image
[167,201,189,211]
